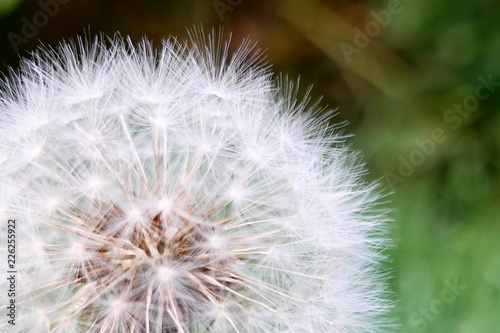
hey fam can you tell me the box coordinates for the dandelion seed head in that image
[157,197,173,212]
[0,30,391,332]
[29,145,44,158]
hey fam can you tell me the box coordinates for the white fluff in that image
[0,30,391,332]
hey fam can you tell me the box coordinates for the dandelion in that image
[0,30,391,332]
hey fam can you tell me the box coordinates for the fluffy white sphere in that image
[0,31,391,332]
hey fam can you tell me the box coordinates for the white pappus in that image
[0,30,391,332]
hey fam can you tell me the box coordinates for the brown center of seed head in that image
[70,199,238,329]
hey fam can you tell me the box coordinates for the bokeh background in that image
[0,0,498,331]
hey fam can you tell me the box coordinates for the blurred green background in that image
[0,0,498,331]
